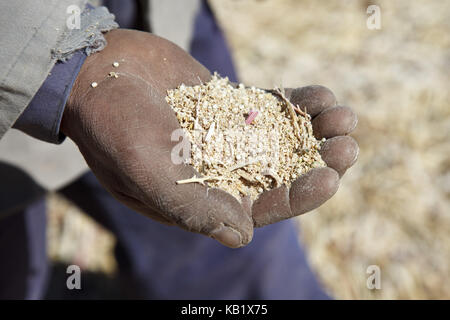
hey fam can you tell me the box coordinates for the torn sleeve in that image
[12,5,118,143]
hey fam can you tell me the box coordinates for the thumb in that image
[147,162,254,248]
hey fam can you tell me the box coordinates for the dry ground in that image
[48,0,450,299]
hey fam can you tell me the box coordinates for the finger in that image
[320,136,359,177]
[144,159,254,248]
[114,191,175,226]
[252,185,291,228]
[312,105,358,139]
[289,167,340,216]
[285,85,337,117]
[252,167,339,227]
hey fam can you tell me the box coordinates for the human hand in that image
[62,29,358,248]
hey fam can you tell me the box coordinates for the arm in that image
[12,51,86,144]
[0,1,117,141]
[0,0,85,140]
[62,29,359,248]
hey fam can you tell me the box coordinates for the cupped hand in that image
[62,29,358,248]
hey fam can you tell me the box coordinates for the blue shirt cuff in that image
[13,50,87,144]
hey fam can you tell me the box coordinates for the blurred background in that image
[47,0,450,299]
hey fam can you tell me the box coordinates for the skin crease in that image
[62,29,359,248]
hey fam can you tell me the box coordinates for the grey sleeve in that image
[0,0,118,141]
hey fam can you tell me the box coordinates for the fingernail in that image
[210,225,242,248]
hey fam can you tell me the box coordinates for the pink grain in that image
[245,110,259,124]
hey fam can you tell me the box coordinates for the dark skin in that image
[62,29,359,248]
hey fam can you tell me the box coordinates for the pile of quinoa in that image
[166,73,326,201]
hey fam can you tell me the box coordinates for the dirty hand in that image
[62,29,358,248]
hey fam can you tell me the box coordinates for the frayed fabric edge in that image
[52,6,119,62]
